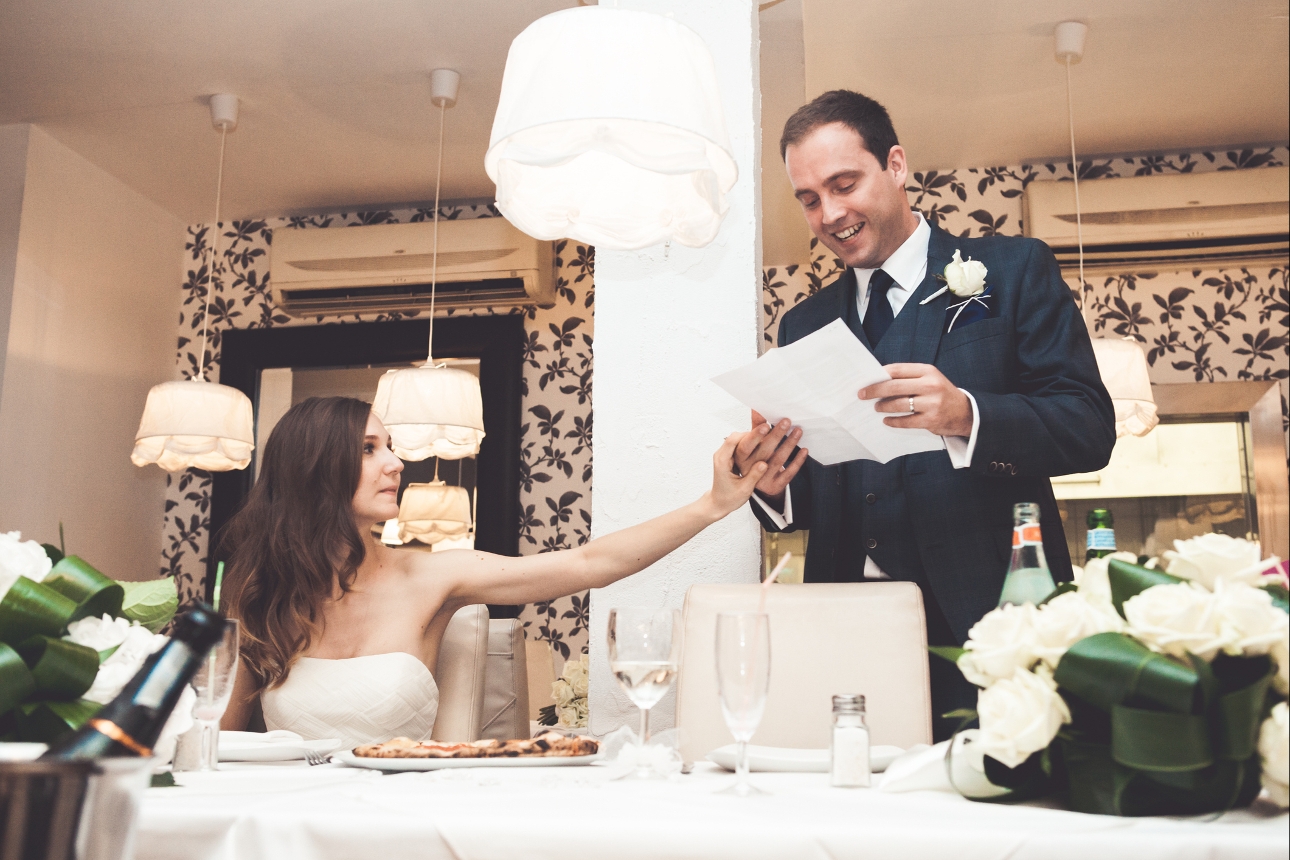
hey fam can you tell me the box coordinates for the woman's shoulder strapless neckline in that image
[261,651,440,747]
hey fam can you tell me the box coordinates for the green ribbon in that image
[15,635,99,700]
[1054,632,1198,714]
[16,698,101,745]
[0,642,36,713]
[0,577,77,645]
[42,556,124,621]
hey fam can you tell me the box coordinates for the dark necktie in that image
[862,269,896,347]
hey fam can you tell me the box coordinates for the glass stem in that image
[639,706,651,746]
[199,719,219,771]
[736,740,750,788]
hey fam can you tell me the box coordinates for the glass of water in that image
[715,612,770,796]
[190,619,239,771]
[607,608,681,778]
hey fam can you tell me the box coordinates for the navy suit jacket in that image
[755,224,1116,642]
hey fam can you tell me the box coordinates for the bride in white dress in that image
[219,396,773,746]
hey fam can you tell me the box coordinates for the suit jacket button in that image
[865,538,878,550]
[865,493,877,504]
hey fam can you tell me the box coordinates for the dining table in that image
[135,758,1289,860]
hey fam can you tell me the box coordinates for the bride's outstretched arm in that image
[431,434,766,608]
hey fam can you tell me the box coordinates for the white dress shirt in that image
[754,214,981,579]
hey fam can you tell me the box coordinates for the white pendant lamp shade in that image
[431,533,475,553]
[131,379,255,472]
[486,6,737,250]
[373,367,485,461]
[1091,339,1159,438]
[397,482,472,545]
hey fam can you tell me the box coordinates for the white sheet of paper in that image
[712,319,944,466]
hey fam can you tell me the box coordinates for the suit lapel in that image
[908,225,958,365]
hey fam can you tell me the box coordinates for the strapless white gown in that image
[261,652,439,747]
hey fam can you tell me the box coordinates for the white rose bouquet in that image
[0,530,181,750]
[538,653,589,729]
[934,535,1287,815]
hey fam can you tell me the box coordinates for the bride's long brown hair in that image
[222,396,373,691]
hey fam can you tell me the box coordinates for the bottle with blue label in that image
[1085,508,1116,561]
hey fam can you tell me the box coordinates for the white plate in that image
[706,744,906,774]
[219,737,342,762]
[0,743,48,762]
[333,749,599,772]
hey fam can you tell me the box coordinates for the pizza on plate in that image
[353,731,599,759]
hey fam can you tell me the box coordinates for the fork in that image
[304,751,334,766]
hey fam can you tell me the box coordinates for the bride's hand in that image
[707,433,768,518]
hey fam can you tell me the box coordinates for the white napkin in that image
[220,730,308,746]
[600,726,682,779]
[878,741,953,793]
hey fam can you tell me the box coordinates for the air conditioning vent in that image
[1023,167,1289,274]
[270,218,555,317]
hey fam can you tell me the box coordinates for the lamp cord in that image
[1065,55,1087,327]
[427,100,445,363]
[197,124,228,382]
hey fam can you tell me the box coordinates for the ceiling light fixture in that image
[373,69,486,461]
[131,94,255,472]
[486,5,737,250]
[1056,21,1158,439]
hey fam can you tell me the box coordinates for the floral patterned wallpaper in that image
[160,204,595,659]
[764,146,1289,440]
[161,145,1287,665]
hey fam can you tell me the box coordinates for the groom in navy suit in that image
[736,91,1115,739]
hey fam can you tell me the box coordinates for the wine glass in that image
[190,619,239,772]
[715,612,770,796]
[607,608,681,778]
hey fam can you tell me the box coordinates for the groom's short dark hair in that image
[780,90,900,168]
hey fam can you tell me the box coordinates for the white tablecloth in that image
[136,762,1289,860]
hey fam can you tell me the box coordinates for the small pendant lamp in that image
[485,5,737,250]
[396,459,473,545]
[1055,22,1158,438]
[373,69,486,461]
[132,94,255,472]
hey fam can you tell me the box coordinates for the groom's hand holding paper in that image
[714,319,944,467]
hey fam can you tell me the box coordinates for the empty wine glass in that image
[190,619,239,772]
[715,611,770,796]
[607,608,681,778]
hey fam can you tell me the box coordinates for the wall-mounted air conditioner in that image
[1023,166,1288,273]
[269,217,555,317]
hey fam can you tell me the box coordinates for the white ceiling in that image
[1,0,1286,248]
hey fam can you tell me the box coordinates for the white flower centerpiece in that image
[936,535,1289,816]
[0,530,186,758]
[538,654,589,729]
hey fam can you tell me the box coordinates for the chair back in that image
[675,582,932,765]
[431,604,489,742]
[478,619,531,740]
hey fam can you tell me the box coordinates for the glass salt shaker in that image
[830,694,871,787]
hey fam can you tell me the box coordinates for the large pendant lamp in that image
[1056,22,1158,439]
[485,5,737,250]
[373,69,486,461]
[132,94,255,472]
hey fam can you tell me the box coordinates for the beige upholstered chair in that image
[430,604,490,742]
[478,619,531,741]
[675,582,933,765]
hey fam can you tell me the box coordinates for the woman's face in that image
[352,412,403,525]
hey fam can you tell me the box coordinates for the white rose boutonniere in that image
[944,249,988,297]
[1258,701,1289,808]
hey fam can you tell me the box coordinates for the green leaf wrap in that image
[119,578,179,633]
[1264,583,1289,614]
[1054,633,1197,714]
[0,577,77,645]
[16,698,101,744]
[928,646,966,664]
[15,635,99,700]
[0,642,36,712]
[42,556,124,621]
[1107,559,1183,618]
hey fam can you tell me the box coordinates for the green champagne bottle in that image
[1085,508,1116,561]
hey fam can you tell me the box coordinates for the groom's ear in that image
[885,145,909,184]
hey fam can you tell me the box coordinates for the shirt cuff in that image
[752,486,793,529]
[944,389,980,470]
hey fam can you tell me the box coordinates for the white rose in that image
[83,625,166,705]
[944,249,987,298]
[1258,702,1289,808]
[562,655,589,699]
[1074,551,1137,607]
[552,678,575,708]
[1270,633,1289,697]
[1031,591,1125,669]
[1163,534,1272,590]
[0,530,53,596]
[1124,582,1231,662]
[976,668,1070,769]
[65,614,134,652]
[1211,581,1289,657]
[957,603,1039,687]
[556,704,580,728]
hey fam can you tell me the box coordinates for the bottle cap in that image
[171,601,228,651]
[832,694,865,712]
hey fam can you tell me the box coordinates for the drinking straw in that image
[213,561,225,612]
[758,552,791,615]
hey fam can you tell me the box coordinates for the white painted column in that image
[589,0,762,736]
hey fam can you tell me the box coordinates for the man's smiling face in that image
[785,122,916,270]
